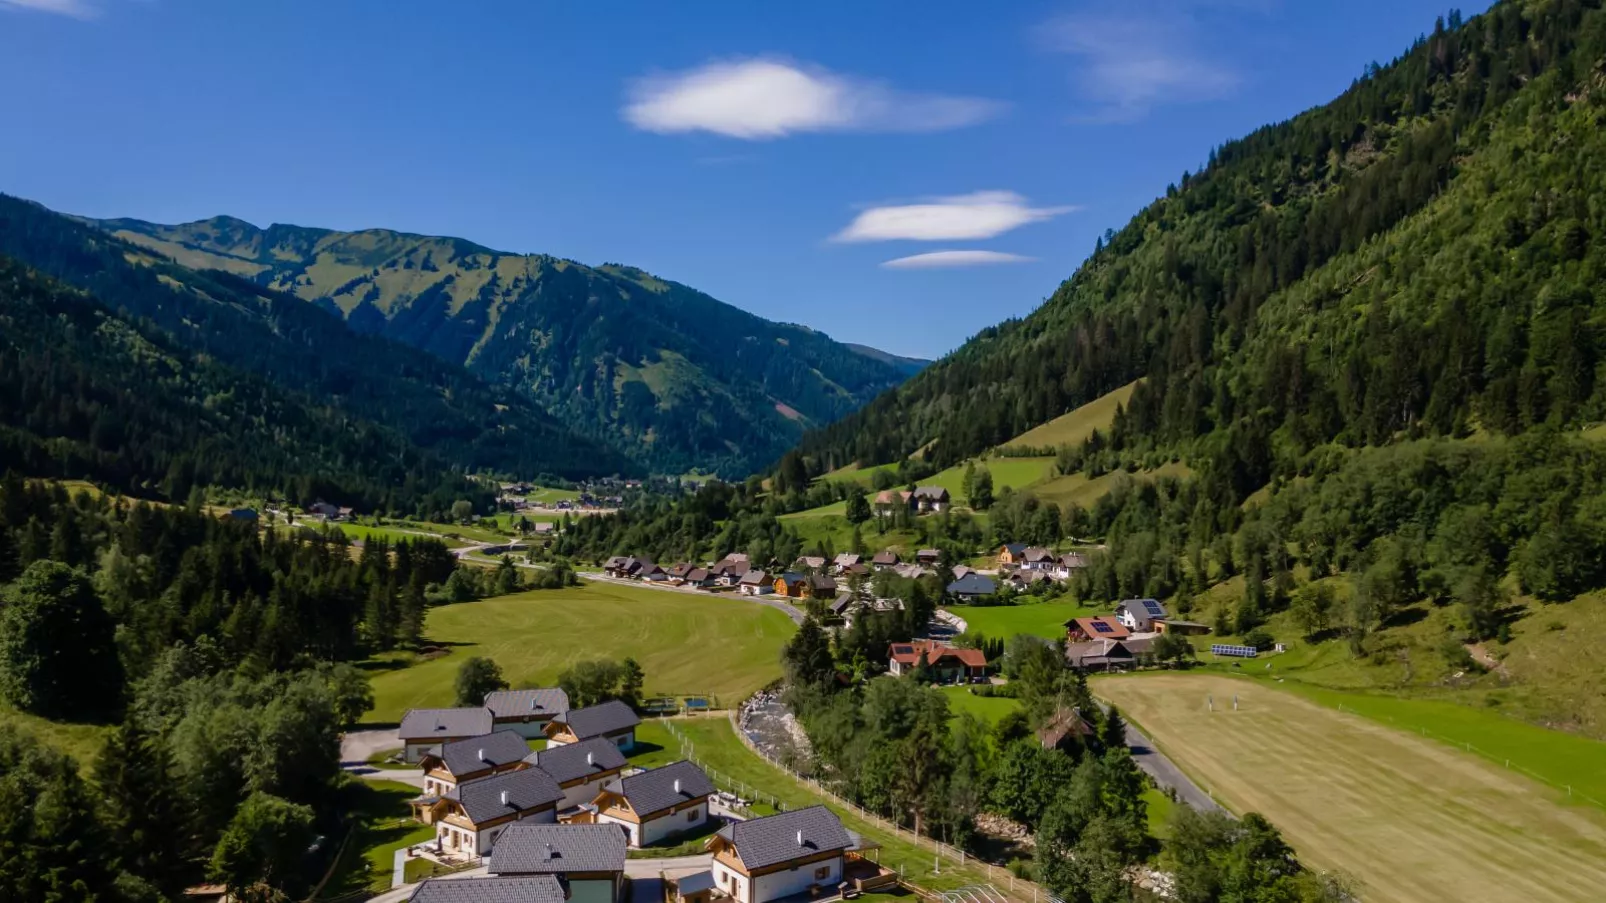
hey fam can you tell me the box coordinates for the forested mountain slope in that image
[0,195,636,493]
[95,215,916,475]
[795,0,1606,484]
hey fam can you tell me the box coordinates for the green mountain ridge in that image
[94,215,918,476]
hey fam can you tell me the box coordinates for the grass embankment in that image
[319,779,434,896]
[953,601,1097,640]
[939,686,1020,726]
[1097,673,1606,903]
[363,582,794,723]
[0,706,111,766]
[999,382,1140,451]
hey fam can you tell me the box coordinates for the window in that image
[687,808,700,823]
[815,866,831,880]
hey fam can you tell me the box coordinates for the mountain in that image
[0,194,637,504]
[92,216,917,476]
[842,343,931,377]
[793,0,1606,478]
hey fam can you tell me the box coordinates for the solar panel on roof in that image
[1092,621,1113,633]
[1143,600,1165,615]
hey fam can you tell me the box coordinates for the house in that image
[707,805,853,903]
[591,760,715,848]
[887,639,988,682]
[946,573,997,602]
[1066,616,1131,643]
[409,875,567,903]
[840,562,871,579]
[1154,618,1212,636]
[1115,598,1169,632]
[951,565,975,581]
[1037,707,1099,752]
[543,700,640,752]
[774,572,808,598]
[1064,639,1136,672]
[399,707,495,763]
[417,731,532,803]
[532,522,556,536]
[916,549,941,565]
[793,556,827,572]
[828,594,858,622]
[738,570,772,596]
[602,557,633,578]
[911,486,950,513]
[432,767,566,858]
[892,563,933,580]
[486,824,627,903]
[226,507,258,523]
[872,490,913,516]
[308,501,341,519]
[831,553,863,573]
[523,736,628,811]
[485,688,571,739]
[667,563,695,583]
[997,543,1028,565]
[871,550,900,569]
[805,574,838,599]
[1021,547,1056,570]
[636,561,667,582]
[683,567,713,588]
[1006,570,1049,591]
[1052,552,1089,579]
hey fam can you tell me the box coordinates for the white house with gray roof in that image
[417,730,531,802]
[523,737,628,811]
[487,824,628,903]
[543,700,639,752]
[433,767,565,858]
[706,805,853,903]
[592,760,714,848]
[409,875,566,903]
[485,688,570,739]
[399,706,495,763]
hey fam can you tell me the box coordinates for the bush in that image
[1242,629,1275,652]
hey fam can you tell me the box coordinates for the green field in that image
[1001,381,1139,450]
[1030,462,1192,510]
[0,705,111,765]
[320,778,434,896]
[332,522,470,548]
[364,582,794,722]
[940,685,1019,726]
[953,601,1095,640]
[817,461,901,487]
[1098,674,1606,903]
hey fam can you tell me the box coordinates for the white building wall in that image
[559,775,611,810]
[638,803,706,846]
[493,720,548,739]
[751,856,842,903]
[596,813,639,847]
[712,861,748,903]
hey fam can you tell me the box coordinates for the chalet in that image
[432,767,565,858]
[1021,547,1056,570]
[683,567,713,588]
[1052,552,1089,580]
[1064,639,1136,672]
[946,573,997,602]
[831,553,863,573]
[911,486,950,513]
[916,549,941,565]
[872,490,913,516]
[774,572,808,598]
[532,522,556,536]
[308,501,341,519]
[544,700,640,752]
[828,594,857,621]
[707,806,853,903]
[1006,570,1049,591]
[793,556,827,572]
[485,688,570,739]
[409,875,566,903]
[1038,707,1099,752]
[1115,598,1168,632]
[417,730,532,803]
[637,561,667,582]
[592,760,715,848]
[1066,616,1130,642]
[738,570,772,596]
[667,563,695,583]
[871,550,900,569]
[997,543,1028,566]
[487,824,627,903]
[602,557,634,578]
[892,563,932,580]
[805,574,838,599]
[399,707,494,763]
[887,639,988,682]
[524,736,628,811]
[840,562,871,579]
[951,565,975,581]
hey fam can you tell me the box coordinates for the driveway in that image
[341,729,426,787]
[1121,720,1223,813]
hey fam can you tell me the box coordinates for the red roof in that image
[888,639,987,669]
[1068,617,1130,639]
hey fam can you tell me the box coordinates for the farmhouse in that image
[832,553,862,572]
[667,563,695,582]
[1066,616,1131,642]
[1052,552,1089,579]
[872,490,912,516]
[887,639,988,682]
[485,688,570,739]
[794,556,827,571]
[916,549,941,565]
[417,730,532,801]
[524,736,628,811]
[1020,547,1056,570]
[707,806,853,903]
[683,567,713,588]
[1115,598,1168,632]
[432,767,566,858]
[591,760,715,848]
[1038,706,1099,752]
[486,824,627,903]
[409,875,567,903]
[738,570,772,595]
[871,550,900,569]
[399,707,495,763]
[544,700,640,752]
[911,486,950,512]
[997,543,1028,565]
[1064,638,1136,672]
[946,573,997,602]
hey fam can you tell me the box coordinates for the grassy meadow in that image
[363,582,794,722]
[951,601,1097,640]
[940,685,1020,726]
[1097,673,1606,903]
[1001,381,1139,450]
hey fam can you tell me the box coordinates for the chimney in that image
[478,747,486,763]
[674,778,682,794]
[586,751,594,766]
[500,790,510,806]
[544,843,555,860]
[796,830,805,846]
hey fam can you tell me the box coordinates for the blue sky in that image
[0,0,1485,359]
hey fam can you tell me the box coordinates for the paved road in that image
[1121,720,1223,814]
[579,573,806,625]
[341,729,426,788]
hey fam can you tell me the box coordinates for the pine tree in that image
[96,719,195,896]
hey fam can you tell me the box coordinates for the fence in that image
[1331,702,1606,810]
[659,716,1053,903]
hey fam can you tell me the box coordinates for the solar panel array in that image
[1091,620,1115,633]
[1140,599,1165,616]
[1210,644,1259,658]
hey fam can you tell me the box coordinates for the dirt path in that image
[1098,674,1606,903]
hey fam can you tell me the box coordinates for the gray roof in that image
[556,700,640,740]
[399,707,494,741]
[487,824,628,875]
[670,871,716,895]
[738,569,769,586]
[485,688,571,720]
[434,730,531,777]
[715,805,851,870]
[409,876,566,903]
[829,594,856,615]
[603,760,715,817]
[525,737,627,785]
[947,574,997,596]
[448,767,564,824]
[912,486,949,500]
[1118,598,1168,620]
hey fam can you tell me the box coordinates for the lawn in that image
[0,705,112,766]
[1000,381,1139,450]
[940,686,1019,726]
[318,778,433,897]
[1029,462,1193,511]
[333,522,468,549]
[952,601,1095,640]
[1096,674,1606,903]
[364,582,794,722]
[922,457,1056,505]
[817,461,902,487]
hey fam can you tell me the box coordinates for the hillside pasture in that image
[952,601,1095,640]
[1030,462,1192,510]
[364,582,794,722]
[1000,381,1140,451]
[1097,674,1606,903]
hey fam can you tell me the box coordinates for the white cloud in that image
[623,58,1003,139]
[881,250,1036,269]
[833,191,1077,243]
[1038,6,1240,121]
[0,0,98,18]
